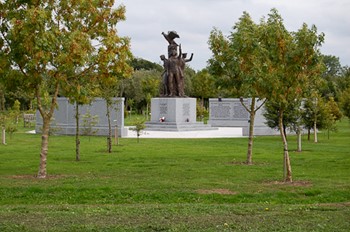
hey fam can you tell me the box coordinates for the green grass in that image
[0,120,349,231]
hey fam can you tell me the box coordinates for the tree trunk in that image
[75,102,80,161]
[106,101,112,153]
[283,125,287,141]
[297,128,302,152]
[246,99,256,165]
[279,110,292,182]
[36,82,59,179]
[38,116,50,178]
[239,97,266,165]
[313,121,318,143]
[307,129,310,141]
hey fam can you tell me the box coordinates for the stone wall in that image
[208,98,279,136]
[35,97,128,137]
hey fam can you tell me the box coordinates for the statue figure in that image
[162,31,179,58]
[160,55,169,96]
[160,31,193,97]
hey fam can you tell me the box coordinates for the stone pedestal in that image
[146,98,216,131]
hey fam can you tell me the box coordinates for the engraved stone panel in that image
[182,103,190,116]
[232,102,249,119]
[210,103,231,119]
[159,103,168,115]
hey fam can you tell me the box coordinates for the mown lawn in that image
[0,120,349,231]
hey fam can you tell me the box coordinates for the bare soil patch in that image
[196,189,238,195]
[10,175,67,180]
[225,161,268,166]
[264,180,313,187]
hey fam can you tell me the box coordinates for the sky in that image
[117,0,350,71]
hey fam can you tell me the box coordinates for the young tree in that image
[131,118,146,143]
[208,12,272,164]
[1,0,131,178]
[302,94,325,141]
[323,97,342,139]
[263,9,324,182]
[97,50,132,153]
[81,108,99,140]
[263,99,303,151]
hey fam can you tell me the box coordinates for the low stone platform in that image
[146,97,217,132]
[145,121,216,131]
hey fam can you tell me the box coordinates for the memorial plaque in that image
[159,103,168,115]
[182,103,190,116]
[233,102,249,119]
[208,98,280,136]
[210,102,231,119]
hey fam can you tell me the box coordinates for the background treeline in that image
[1,55,349,118]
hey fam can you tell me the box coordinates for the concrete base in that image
[145,121,215,131]
[146,97,217,131]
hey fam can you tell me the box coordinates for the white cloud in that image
[117,0,350,70]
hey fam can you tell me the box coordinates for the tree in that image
[302,94,325,141]
[338,67,350,118]
[320,55,342,100]
[263,99,303,151]
[1,0,131,178]
[263,9,324,181]
[208,12,272,165]
[81,108,99,140]
[340,87,350,119]
[130,57,162,71]
[121,69,160,114]
[131,118,146,143]
[62,71,98,161]
[191,69,217,107]
[323,97,342,139]
[96,37,133,154]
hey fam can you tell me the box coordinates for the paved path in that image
[28,127,244,139]
[125,127,243,138]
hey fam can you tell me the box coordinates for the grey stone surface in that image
[146,97,216,131]
[208,98,279,136]
[35,97,128,137]
[150,98,196,123]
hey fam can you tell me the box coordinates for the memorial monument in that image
[145,31,215,131]
[208,98,280,136]
[36,98,128,137]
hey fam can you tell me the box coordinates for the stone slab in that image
[208,98,279,136]
[35,97,128,137]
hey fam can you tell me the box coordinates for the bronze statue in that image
[160,31,193,97]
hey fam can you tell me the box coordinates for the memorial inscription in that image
[233,102,249,119]
[159,103,168,115]
[182,103,190,116]
[210,103,231,119]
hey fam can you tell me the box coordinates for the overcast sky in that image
[117,0,350,71]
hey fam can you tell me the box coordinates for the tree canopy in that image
[0,0,132,178]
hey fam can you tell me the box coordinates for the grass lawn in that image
[0,120,349,231]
